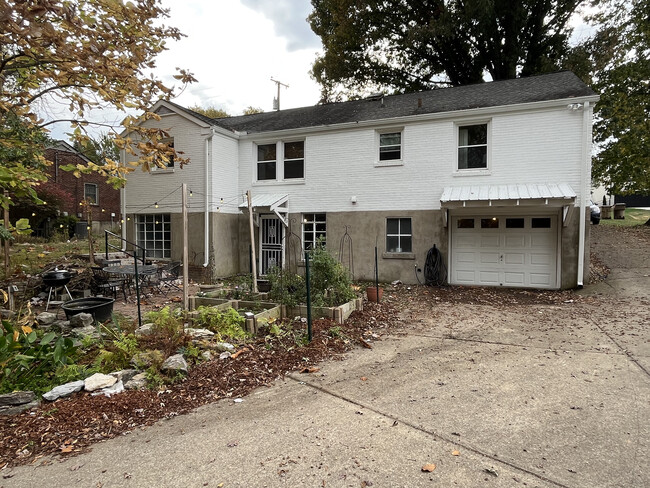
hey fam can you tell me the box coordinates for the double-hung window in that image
[284,141,304,179]
[153,138,174,171]
[303,213,326,250]
[379,132,402,161]
[84,183,98,205]
[386,218,412,253]
[458,124,488,169]
[257,143,277,180]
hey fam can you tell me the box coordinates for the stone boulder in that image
[0,391,39,415]
[135,323,156,336]
[69,313,94,328]
[73,325,101,340]
[84,373,117,392]
[185,328,214,340]
[111,369,139,383]
[125,373,148,390]
[215,342,235,352]
[42,380,85,401]
[161,354,188,373]
[131,350,164,369]
[91,380,124,397]
[36,312,57,326]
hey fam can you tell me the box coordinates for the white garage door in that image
[450,215,558,289]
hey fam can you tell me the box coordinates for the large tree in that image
[588,0,649,195]
[0,0,196,212]
[309,0,587,99]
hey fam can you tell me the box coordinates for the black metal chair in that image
[149,261,182,296]
[91,267,128,301]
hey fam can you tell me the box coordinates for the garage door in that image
[450,215,558,289]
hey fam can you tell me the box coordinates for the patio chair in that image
[91,267,128,301]
[149,261,182,296]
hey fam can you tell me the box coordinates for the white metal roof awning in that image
[440,183,577,226]
[239,193,289,226]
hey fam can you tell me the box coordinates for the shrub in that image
[195,306,248,341]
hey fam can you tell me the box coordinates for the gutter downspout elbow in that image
[203,136,211,268]
[577,101,591,288]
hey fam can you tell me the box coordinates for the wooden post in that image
[182,183,189,310]
[86,201,95,265]
[3,190,9,276]
[247,190,258,293]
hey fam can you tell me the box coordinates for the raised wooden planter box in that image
[284,297,363,324]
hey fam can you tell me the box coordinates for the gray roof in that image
[177,71,596,135]
[441,183,577,204]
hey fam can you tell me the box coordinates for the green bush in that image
[195,306,249,341]
[0,320,78,394]
[267,266,306,306]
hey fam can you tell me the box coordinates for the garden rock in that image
[161,354,188,373]
[219,351,231,360]
[125,373,148,390]
[1,309,16,320]
[135,323,155,336]
[111,369,139,383]
[36,311,57,326]
[215,342,235,352]
[0,391,39,415]
[84,373,117,392]
[131,350,164,369]
[73,325,101,340]
[91,380,124,397]
[42,380,84,401]
[51,320,71,334]
[69,313,94,328]
[186,328,214,339]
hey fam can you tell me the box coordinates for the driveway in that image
[4,225,649,487]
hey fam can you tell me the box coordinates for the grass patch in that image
[600,208,650,227]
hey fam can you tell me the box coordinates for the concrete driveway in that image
[4,225,649,487]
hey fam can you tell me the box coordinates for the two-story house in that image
[121,71,598,289]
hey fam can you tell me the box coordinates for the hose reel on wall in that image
[417,244,447,286]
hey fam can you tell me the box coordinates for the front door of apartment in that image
[259,215,284,275]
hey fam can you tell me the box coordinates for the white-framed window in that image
[302,213,326,250]
[257,143,277,181]
[458,123,488,170]
[84,183,98,205]
[379,131,402,161]
[152,138,175,171]
[284,141,304,179]
[135,214,171,259]
[386,217,412,253]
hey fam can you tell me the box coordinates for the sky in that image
[49,0,323,141]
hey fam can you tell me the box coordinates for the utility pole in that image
[182,183,189,310]
[271,78,289,111]
[247,190,259,293]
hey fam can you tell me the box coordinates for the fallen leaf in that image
[359,338,373,349]
[231,348,249,359]
[360,376,368,381]
[59,445,73,453]
[421,463,436,472]
[451,450,460,456]
[300,366,320,374]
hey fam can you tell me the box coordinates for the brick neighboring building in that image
[45,141,121,233]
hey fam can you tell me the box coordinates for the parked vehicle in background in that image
[590,200,601,224]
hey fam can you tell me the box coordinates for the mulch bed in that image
[0,300,400,469]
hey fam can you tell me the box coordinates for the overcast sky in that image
[49,0,322,140]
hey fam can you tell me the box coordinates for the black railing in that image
[104,230,148,265]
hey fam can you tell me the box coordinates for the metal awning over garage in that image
[440,183,576,226]
[239,193,289,225]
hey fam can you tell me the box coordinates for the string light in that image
[31,212,36,217]
[189,189,193,197]
[120,219,124,224]
[102,208,105,212]
[154,202,159,208]
[59,224,64,228]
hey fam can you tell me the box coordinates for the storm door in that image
[259,215,284,275]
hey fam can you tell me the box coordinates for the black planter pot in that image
[62,297,115,322]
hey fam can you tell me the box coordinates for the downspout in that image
[576,101,591,288]
[120,148,127,250]
[203,135,212,267]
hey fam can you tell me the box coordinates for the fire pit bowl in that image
[42,269,72,287]
[62,297,115,322]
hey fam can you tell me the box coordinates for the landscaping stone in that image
[84,373,117,392]
[0,400,40,415]
[135,323,155,336]
[111,369,139,383]
[185,328,215,339]
[73,325,100,340]
[219,351,231,360]
[124,373,147,390]
[69,313,94,328]
[91,380,124,397]
[0,391,36,406]
[51,320,71,334]
[161,354,188,373]
[36,312,57,326]
[0,309,16,320]
[131,350,164,369]
[42,380,84,401]
[215,342,235,352]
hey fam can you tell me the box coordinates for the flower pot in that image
[366,286,383,303]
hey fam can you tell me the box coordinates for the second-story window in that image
[379,132,402,161]
[153,138,175,170]
[257,143,276,181]
[284,141,304,179]
[458,124,488,169]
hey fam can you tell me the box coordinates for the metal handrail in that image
[104,230,147,265]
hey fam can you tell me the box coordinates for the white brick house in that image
[121,71,598,289]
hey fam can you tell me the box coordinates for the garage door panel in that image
[451,215,557,289]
